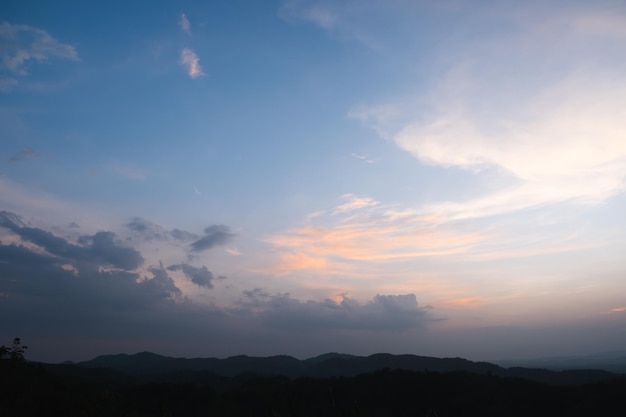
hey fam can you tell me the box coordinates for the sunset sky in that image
[2,0,626,363]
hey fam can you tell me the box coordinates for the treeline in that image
[2,355,625,416]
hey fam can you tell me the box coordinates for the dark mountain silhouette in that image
[76,351,625,386]
[497,350,626,373]
[5,350,626,416]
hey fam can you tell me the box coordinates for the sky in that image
[1,0,626,364]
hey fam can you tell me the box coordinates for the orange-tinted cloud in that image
[268,194,487,274]
[443,297,485,307]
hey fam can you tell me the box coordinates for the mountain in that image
[497,351,626,373]
[75,351,626,386]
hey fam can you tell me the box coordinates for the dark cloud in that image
[0,246,181,317]
[0,223,232,362]
[124,217,233,252]
[167,263,218,288]
[190,225,235,252]
[142,263,182,299]
[0,234,185,338]
[125,217,199,242]
[238,290,432,331]
[83,231,144,270]
[9,146,38,162]
[0,211,143,270]
[170,228,199,241]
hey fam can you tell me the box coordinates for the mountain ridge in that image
[73,351,625,386]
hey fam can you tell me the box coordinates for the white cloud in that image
[351,153,375,163]
[0,22,79,76]
[353,7,626,222]
[180,48,204,79]
[179,13,191,35]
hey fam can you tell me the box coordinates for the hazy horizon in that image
[2,0,626,364]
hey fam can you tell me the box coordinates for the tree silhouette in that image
[0,337,28,361]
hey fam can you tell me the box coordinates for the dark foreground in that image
[2,358,625,417]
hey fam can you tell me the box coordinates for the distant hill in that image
[497,351,626,373]
[75,351,625,386]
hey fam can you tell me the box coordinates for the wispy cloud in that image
[179,13,192,35]
[443,297,485,308]
[351,153,375,163]
[180,48,204,79]
[333,193,379,214]
[9,146,38,163]
[352,6,626,223]
[268,194,487,273]
[0,22,79,76]
[279,1,339,30]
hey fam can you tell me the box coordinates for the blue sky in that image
[1,0,626,362]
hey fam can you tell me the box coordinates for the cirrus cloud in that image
[0,21,79,76]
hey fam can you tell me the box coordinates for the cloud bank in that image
[0,211,433,361]
[239,289,432,331]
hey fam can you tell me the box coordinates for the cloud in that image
[0,215,192,338]
[389,74,626,220]
[125,217,199,242]
[8,146,38,163]
[142,262,182,299]
[351,153,375,163]
[238,290,433,331]
[0,22,79,76]
[350,5,626,222]
[0,211,440,362]
[190,225,235,252]
[1,211,143,270]
[0,218,182,315]
[279,0,340,30]
[268,195,486,272]
[333,193,379,214]
[226,248,241,256]
[443,297,485,308]
[0,241,186,334]
[179,13,191,35]
[167,263,218,288]
[180,48,204,79]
